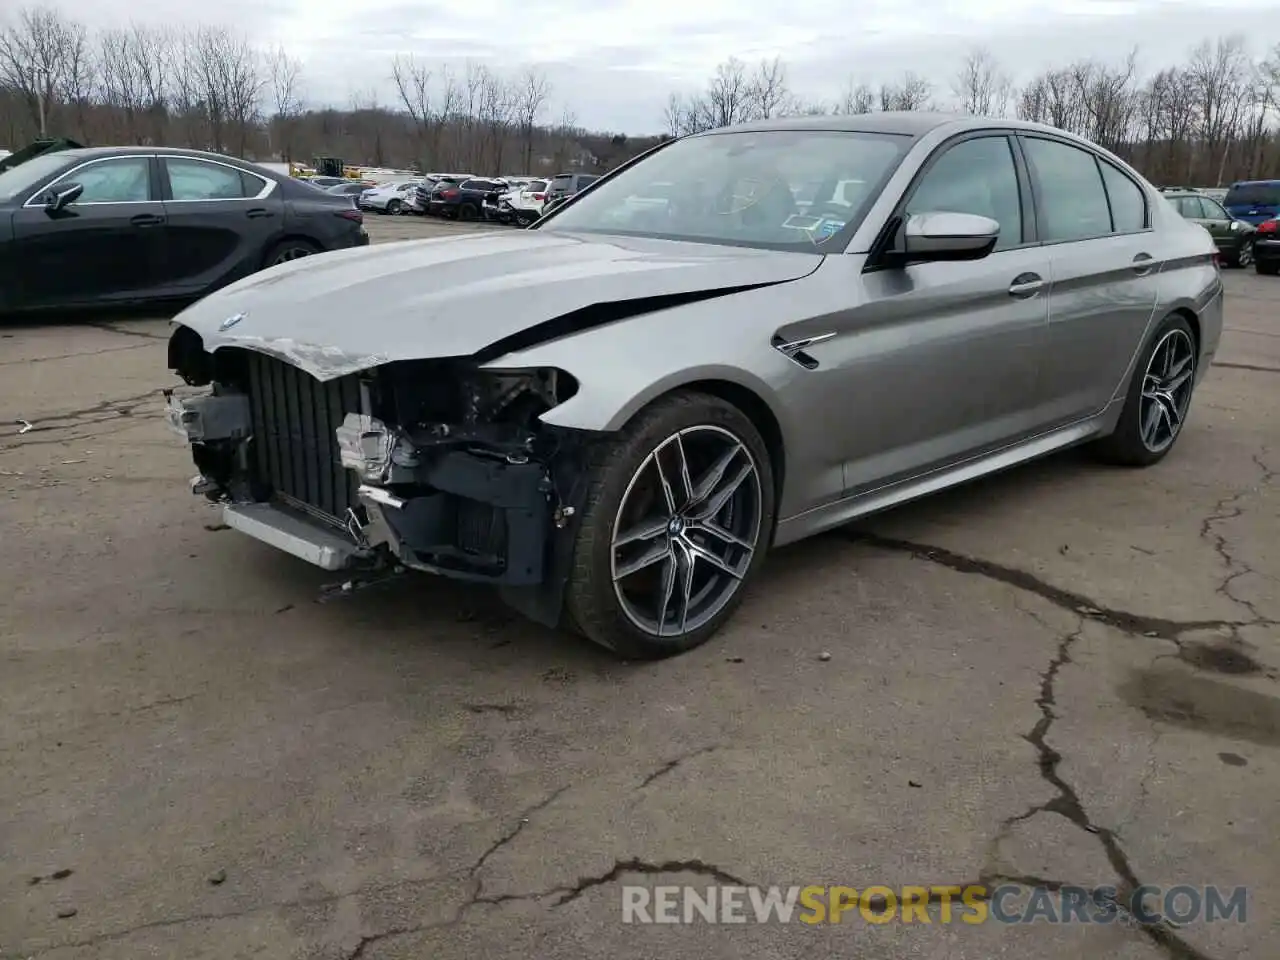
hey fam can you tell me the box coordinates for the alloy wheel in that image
[1237,240,1253,267]
[271,246,312,266]
[1139,328,1196,453]
[610,426,763,638]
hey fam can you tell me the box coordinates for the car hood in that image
[172,230,822,380]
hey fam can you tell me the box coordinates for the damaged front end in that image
[165,326,594,626]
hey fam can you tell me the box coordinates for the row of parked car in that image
[355,172,601,225]
[1160,180,1280,276]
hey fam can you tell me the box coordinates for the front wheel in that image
[1091,314,1198,467]
[387,199,402,215]
[1257,259,1279,276]
[565,392,776,659]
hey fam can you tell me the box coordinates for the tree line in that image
[3,5,1279,187]
[0,6,660,175]
[664,40,1280,186]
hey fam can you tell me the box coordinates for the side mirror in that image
[44,182,83,212]
[897,211,1000,264]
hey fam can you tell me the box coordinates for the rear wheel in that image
[264,238,319,268]
[1232,239,1253,268]
[1091,314,1197,467]
[565,392,775,660]
[458,203,479,222]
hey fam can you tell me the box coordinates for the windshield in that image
[0,152,74,201]
[537,130,910,251]
[1225,183,1280,207]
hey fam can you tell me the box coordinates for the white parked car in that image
[359,180,421,215]
[500,179,550,224]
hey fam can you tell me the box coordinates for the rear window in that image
[528,179,547,191]
[549,175,574,190]
[1225,183,1280,207]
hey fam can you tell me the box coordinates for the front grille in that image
[244,352,363,524]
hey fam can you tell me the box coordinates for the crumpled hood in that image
[172,230,821,380]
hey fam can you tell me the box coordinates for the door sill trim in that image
[773,413,1110,547]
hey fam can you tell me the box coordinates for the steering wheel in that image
[714,176,784,216]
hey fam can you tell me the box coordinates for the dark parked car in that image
[1162,188,1256,268]
[429,177,506,220]
[415,175,464,214]
[544,172,599,207]
[1253,217,1279,275]
[0,146,368,314]
[1223,179,1280,227]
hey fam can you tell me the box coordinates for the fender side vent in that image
[771,332,833,370]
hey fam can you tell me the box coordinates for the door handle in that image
[1132,253,1154,276]
[130,213,164,227]
[1008,273,1044,299]
[245,207,275,219]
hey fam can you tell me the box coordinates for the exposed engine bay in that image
[165,325,595,626]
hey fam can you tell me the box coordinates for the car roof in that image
[1228,179,1280,187]
[702,111,1120,144]
[52,145,270,165]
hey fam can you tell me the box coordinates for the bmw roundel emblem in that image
[220,313,246,331]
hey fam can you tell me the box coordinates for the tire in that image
[263,238,319,269]
[387,199,402,215]
[1091,313,1198,467]
[565,391,776,660]
[458,203,479,222]
[1257,259,1279,276]
[1232,238,1253,268]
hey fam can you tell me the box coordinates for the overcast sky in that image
[43,0,1280,133]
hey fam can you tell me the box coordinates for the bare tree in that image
[879,72,933,111]
[514,67,550,172]
[837,79,876,115]
[391,53,433,168]
[0,6,90,137]
[952,47,1012,116]
[748,56,792,118]
[267,45,302,164]
[662,91,685,138]
[476,65,513,172]
[705,57,753,127]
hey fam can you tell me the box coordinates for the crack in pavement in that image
[637,745,719,788]
[0,342,156,367]
[83,320,172,341]
[846,532,1276,645]
[841,539,1238,958]
[5,389,163,441]
[1196,448,1276,635]
[1211,361,1280,375]
[971,619,1219,960]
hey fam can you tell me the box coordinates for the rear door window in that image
[1021,137,1112,242]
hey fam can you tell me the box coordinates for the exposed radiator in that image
[244,351,363,525]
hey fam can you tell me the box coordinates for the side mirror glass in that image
[897,211,1000,264]
[44,182,83,212]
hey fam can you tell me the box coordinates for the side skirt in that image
[773,405,1121,548]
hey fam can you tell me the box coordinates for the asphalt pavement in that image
[0,215,1276,959]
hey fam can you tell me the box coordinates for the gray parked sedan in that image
[163,113,1222,659]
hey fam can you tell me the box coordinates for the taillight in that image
[336,208,363,223]
[441,189,459,200]
[532,192,545,201]
[1258,220,1278,234]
